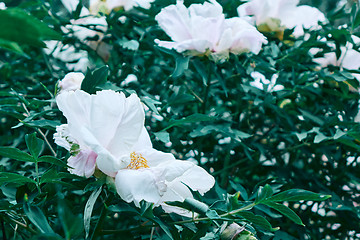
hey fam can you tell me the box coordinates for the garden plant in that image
[0,0,359,239]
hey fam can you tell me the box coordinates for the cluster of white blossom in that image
[154,0,326,60]
[54,73,215,215]
[51,0,360,215]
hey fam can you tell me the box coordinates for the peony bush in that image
[0,0,359,239]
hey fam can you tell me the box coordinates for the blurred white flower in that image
[67,15,112,61]
[155,0,267,60]
[44,41,90,72]
[121,74,138,86]
[250,71,284,92]
[311,35,360,82]
[237,0,326,37]
[55,89,215,214]
[90,0,154,13]
[0,2,6,10]
[57,72,85,93]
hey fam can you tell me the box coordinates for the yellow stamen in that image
[127,152,150,170]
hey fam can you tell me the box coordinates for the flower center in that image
[126,152,149,170]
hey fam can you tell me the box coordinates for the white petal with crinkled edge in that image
[115,168,167,206]
[54,124,72,151]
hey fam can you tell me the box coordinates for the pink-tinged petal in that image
[68,149,97,178]
[115,168,167,206]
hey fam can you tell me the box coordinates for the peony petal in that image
[105,93,145,158]
[53,124,72,151]
[115,168,167,206]
[133,129,176,167]
[67,149,97,178]
[171,164,215,195]
[155,2,193,42]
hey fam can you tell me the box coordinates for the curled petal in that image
[68,149,97,178]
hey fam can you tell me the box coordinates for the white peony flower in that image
[250,71,284,92]
[55,89,215,214]
[57,72,85,93]
[237,0,326,37]
[90,0,154,13]
[0,2,6,10]
[311,35,360,81]
[155,0,267,60]
[56,90,145,176]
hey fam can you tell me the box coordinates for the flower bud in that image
[221,223,257,240]
[57,72,84,94]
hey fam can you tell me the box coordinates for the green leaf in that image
[152,216,174,240]
[0,38,27,56]
[154,131,170,144]
[84,186,102,238]
[0,8,61,48]
[266,189,331,202]
[264,202,304,226]
[298,109,325,126]
[24,202,55,234]
[25,133,43,159]
[21,119,61,130]
[206,209,221,219]
[0,147,34,162]
[58,200,83,239]
[164,114,215,131]
[81,66,109,94]
[236,211,279,232]
[0,172,37,185]
[256,184,274,203]
[140,93,161,115]
[171,55,189,78]
[38,156,68,168]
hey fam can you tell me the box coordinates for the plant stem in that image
[172,202,257,225]
[21,103,57,157]
[5,216,37,234]
[101,202,258,235]
[35,161,41,193]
